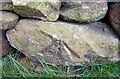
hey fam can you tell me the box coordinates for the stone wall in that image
[0,0,120,65]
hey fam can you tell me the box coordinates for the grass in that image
[1,48,120,78]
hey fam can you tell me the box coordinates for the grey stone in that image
[12,0,61,21]
[0,30,10,56]
[7,19,119,65]
[109,2,120,35]
[0,0,13,11]
[60,0,108,22]
[0,11,19,30]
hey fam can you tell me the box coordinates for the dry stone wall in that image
[0,0,120,65]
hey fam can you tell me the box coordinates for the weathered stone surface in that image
[7,19,119,65]
[0,0,13,11]
[18,56,43,69]
[6,19,52,57]
[109,2,120,35]
[0,11,19,30]
[60,0,108,22]
[12,0,61,21]
[0,30,10,56]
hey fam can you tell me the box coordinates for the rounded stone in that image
[0,0,13,11]
[0,11,19,30]
[12,0,61,21]
[60,0,108,22]
[109,2,120,35]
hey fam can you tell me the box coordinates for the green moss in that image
[28,2,47,11]
[13,2,59,21]
[108,44,118,53]
[13,5,43,17]
[0,4,13,11]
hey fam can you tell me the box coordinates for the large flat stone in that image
[7,19,119,65]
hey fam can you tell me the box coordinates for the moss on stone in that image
[108,44,119,53]
[0,4,13,11]
[13,1,60,21]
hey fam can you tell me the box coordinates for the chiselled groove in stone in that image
[38,29,58,41]
[38,25,81,58]
[34,28,67,64]
[62,41,80,58]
